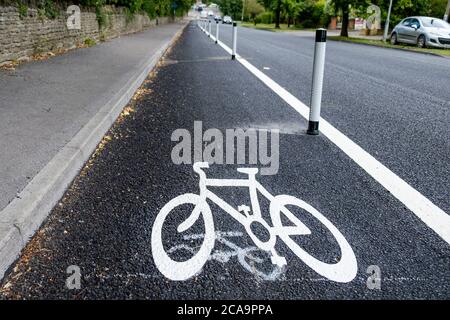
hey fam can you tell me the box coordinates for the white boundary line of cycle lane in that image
[0,21,190,281]
[205,28,450,246]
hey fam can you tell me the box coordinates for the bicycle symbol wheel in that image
[270,195,357,283]
[151,193,215,281]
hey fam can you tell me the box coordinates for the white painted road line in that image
[208,31,450,245]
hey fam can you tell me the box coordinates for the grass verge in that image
[239,22,313,32]
[328,36,450,58]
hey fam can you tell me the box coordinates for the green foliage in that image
[252,0,448,30]
[123,6,135,22]
[95,4,107,28]
[294,0,329,28]
[11,0,195,22]
[429,0,449,18]
[16,0,28,18]
[142,0,157,18]
[216,0,243,20]
[243,0,264,21]
[39,0,60,19]
[366,0,447,28]
[84,37,96,46]
[255,11,273,23]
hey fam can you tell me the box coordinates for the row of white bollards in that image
[197,19,237,59]
[196,20,326,136]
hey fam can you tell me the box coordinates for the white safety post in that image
[208,20,211,37]
[215,20,219,44]
[231,22,237,59]
[307,29,327,136]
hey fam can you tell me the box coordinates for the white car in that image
[222,16,232,24]
[208,11,214,17]
[200,11,208,19]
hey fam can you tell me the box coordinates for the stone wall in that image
[0,5,172,64]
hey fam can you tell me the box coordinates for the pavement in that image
[0,21,449,299]
[0,20,185,212]
[0,20,188,280]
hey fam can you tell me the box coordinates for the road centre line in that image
[206,31,450,245]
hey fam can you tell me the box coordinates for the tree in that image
[255,0,282,28]
[216,0,243,20]
[281,0,301,27]
[429,0,450,19]
[333,0,367,37]
[244,0,264,23]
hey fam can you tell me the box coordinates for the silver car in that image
[390,16,450,48]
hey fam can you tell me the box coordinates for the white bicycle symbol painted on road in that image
[167,231,285,281]
[152,162,358,283]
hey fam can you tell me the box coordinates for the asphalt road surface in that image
[0,22,449,299]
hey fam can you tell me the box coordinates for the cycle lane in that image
[1,22,449,299]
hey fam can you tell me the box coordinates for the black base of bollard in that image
[231,55,235,60]
[307,121,319,135]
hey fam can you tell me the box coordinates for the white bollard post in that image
[215,21,219,44]
[231,22,237,60]
[307,29,327,136]
[208,20,211,37]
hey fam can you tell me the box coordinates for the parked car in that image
[390,16,450,48]
[207,10,214,17]
[222,16,232,24]
[214,15,222,22]
[200,11,208,18]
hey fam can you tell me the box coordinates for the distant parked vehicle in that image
[214,15,222,22]
[390,16,450,48]
[207,10,214,17]
[200,11,208,18]
[222,16,232,24]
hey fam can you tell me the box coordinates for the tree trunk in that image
[275,0,281,29]
[340,4,349,37]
